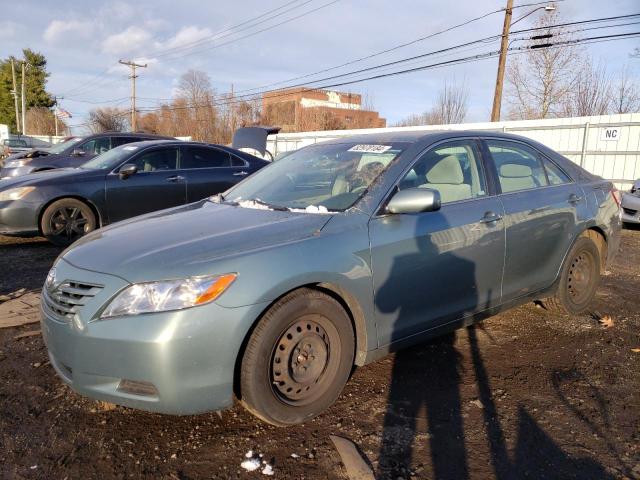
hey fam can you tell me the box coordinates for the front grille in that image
[623,207,638,216]
[43,281,103,322]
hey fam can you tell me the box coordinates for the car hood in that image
[61,200,334,282]
[0,168,104,189]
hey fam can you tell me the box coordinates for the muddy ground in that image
[0,229,639,480]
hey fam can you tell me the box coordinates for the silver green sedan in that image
[41,131,621,426]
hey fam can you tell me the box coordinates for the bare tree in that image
[175,69,220,142]
[393,80,468,126]
[561,58,611,117]
[25,107,66,135]
[610,66,640,114]
[426,81,469,124]
[88,107,128,132]
[506,11,583,119]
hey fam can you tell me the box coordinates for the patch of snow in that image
[289,205,331,214]
[245,450,254,458]
[241,457,261,472]
[291,453,300,458]
[238,200,273,211]
[261,463,275,476]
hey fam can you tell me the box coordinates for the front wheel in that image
[40,198,97,246]
[239,288,355,426]
[542,235,601,315]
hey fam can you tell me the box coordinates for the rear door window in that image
[486,140,549,193]
[543,158,571,185]
[182,147,232,169]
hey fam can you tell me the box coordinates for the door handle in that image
[233,170,248,176]
[568,194,583,204]
[480,211,503,224]
[166,175,185,182]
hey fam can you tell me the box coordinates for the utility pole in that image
[119,59,147,131]
[10,58,21,133]
[53,96,63,137]
[491,0,513,122]
[21,61,27,135]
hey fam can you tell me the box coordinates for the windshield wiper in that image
[246,198,290,211]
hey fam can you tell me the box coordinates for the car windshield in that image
[80,144,139,170]
[223,141,408,212]
[47,137,82,154]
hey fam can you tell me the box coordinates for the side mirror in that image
[71,149,86,156]
[386,187,441,214]
[119,164,138,179]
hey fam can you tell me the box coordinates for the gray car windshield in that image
[80,144,139,170]
[224,141,408,211]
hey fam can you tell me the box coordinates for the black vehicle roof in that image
[115,139,266,162]
[82,131,174,140]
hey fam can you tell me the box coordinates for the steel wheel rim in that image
[567,251,594,304]
[50,207,89,241]
[271,315,335,406]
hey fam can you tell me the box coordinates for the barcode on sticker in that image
[348,144,392,154]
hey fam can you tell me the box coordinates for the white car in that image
[622,179,640,225]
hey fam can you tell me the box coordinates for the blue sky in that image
[1,0,639,133]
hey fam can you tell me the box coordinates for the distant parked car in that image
[0,135,51,158]
[0,139,268,245]
[40,131,621,426]
[0,132,173,178]
[621,179,640,225]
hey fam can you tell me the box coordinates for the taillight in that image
[611,187,621,207]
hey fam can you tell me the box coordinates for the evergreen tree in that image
[0,49,54,133]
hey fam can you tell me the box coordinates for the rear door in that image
[482,138,586,301]
[105,146,186,223]
[181,146,250,202]
[370,139,505,345]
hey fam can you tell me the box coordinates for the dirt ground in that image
[0,229,639,480]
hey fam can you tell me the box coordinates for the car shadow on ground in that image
[375,327,618,480]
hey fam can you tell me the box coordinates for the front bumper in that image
[0,199,40,235]
[40,258,269,415]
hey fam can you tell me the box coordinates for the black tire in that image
[239,288,355,426]
[41,198,97,247]
[542,235,601,315]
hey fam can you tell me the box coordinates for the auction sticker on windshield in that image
[347,144,392,154]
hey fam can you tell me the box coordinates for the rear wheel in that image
[542,235,601,315]
[41,198,97,246]
[239,288,354,426]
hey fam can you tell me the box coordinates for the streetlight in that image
[490,2,556,122]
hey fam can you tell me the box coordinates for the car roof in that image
[315,129,542,146]
[83,132,174,140]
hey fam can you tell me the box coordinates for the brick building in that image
[262,88,386,132]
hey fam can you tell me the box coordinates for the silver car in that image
[621,179,640,224]
[41,131,621,426]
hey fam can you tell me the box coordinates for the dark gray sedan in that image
[41,130,621,425]
[0,140,268,245]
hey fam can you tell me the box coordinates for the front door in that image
[370,139,505,346]
[105,146,186,223]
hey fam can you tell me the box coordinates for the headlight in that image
[0,186,35,201]
[4,159,30,168]
[100,273,237,319]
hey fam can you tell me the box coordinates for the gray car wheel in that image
[239,288,355,426]
[542,234,601,315]
[41,198,97,247]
